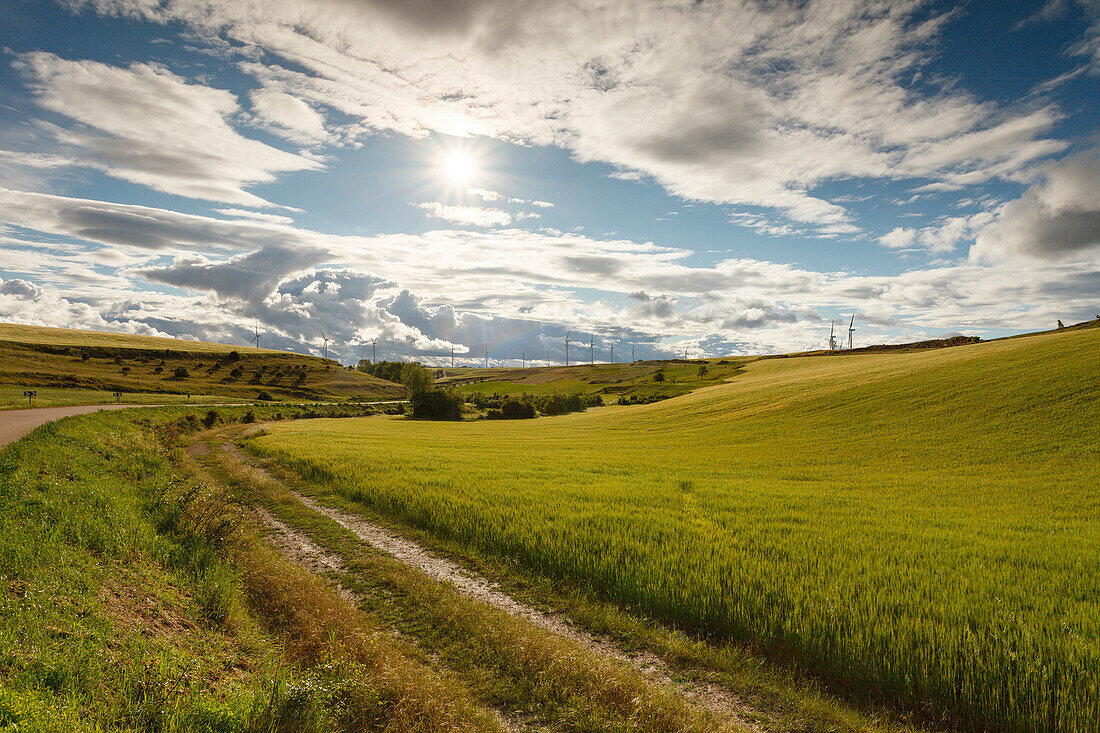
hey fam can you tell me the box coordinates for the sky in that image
[0,0,1098,365]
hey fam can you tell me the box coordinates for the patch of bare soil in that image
[222,441,763,731]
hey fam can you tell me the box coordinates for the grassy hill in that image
[437,358,749,401]
[249,325,1100,730]
[0,323,406,407]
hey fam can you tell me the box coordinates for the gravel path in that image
[224,442,764,731]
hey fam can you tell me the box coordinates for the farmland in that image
[249,325,1100,730]
[436,358,748,401]
[0,322,405,407]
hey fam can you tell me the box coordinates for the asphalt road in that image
[0,404,137,449]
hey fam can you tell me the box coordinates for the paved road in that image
[0,404,138,449]
[0,399,409,450]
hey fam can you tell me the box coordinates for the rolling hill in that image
[0,323,406,407]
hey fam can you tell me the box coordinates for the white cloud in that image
[214,208,297,224]
[14,52,321,207]
[69,0,1068,226]
[971,146,1100,261]
[249,88,330,143]
[415,201,514,227]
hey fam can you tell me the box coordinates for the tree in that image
[653,370,665,382]
[400,362,435,395]
[410,389,463,420]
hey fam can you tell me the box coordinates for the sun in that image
[442,152,475,185]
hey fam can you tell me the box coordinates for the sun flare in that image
[442,152,475,184]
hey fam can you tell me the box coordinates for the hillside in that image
[436,358,749,400]
[0,322,406,407]
[249,325,1100,730]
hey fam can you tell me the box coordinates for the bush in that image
[698,364,708,376]
[257,391,274,401]
[81,352,90,361]
[653,370,665,382]
[410,389,462,420]
[172,366,190,379]
[154,366,164,374]
[227,351,240,362]
[230,367,243,378]
[242,410,256,424]
[202,410,219,429]
[488,399,535,420]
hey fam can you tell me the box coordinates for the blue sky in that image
[0,0,1098,364]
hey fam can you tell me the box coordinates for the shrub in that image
[410,389,462,420]
[230,367,243,378]
[487,399,535,420]
[154,366,164,374]
[202,410,219,429]
[121,367,131,375]
[698,364,708,376]
[227,351,240,362]
[653,371,665,382]
[81,352,90,362]
[257,390,274,401]
[172,366,190,379]
[242,410,256,424]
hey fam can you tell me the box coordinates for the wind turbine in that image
[565,332,571,366]
[828,320,837,351]
[589,335,594,365]
[319,330,329,360]
[369,338,377,364]
[847,314,856,350]
[522,351,526,369]
[610,343,614,363]
[250,322,261,348]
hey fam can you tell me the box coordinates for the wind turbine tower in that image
[589,335,594,365]
[565,332,571,366]
[828,320,838,351]
[250,322,261,348]
[847,314,856,350]
[319,330,329,360]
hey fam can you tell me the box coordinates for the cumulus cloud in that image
[971,147,1100,260]
[14,52,320,207]
[878,212,995,253]
[141,244,329,300]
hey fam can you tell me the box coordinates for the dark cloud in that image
[141,244,328,300]
[972,147,1100,260]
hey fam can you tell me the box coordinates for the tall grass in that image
[251,327,1100,731]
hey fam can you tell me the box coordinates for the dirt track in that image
[0,405,138,449]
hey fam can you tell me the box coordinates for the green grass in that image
[437,359,748,400]
[0,405,501,731]
[0,322,406,405]
[249,326,1100,731]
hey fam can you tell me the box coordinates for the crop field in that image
[438,358,748,400]
[0,322,406,405]
[249,326,1100,730]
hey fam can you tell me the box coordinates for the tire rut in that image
[222,441,764,732]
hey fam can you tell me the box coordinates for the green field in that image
[0,322,406,406]
[437,358,748,400]
[249,326,1100,730]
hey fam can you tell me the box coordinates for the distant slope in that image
[0,323,406,405]
[437,358,749,400]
